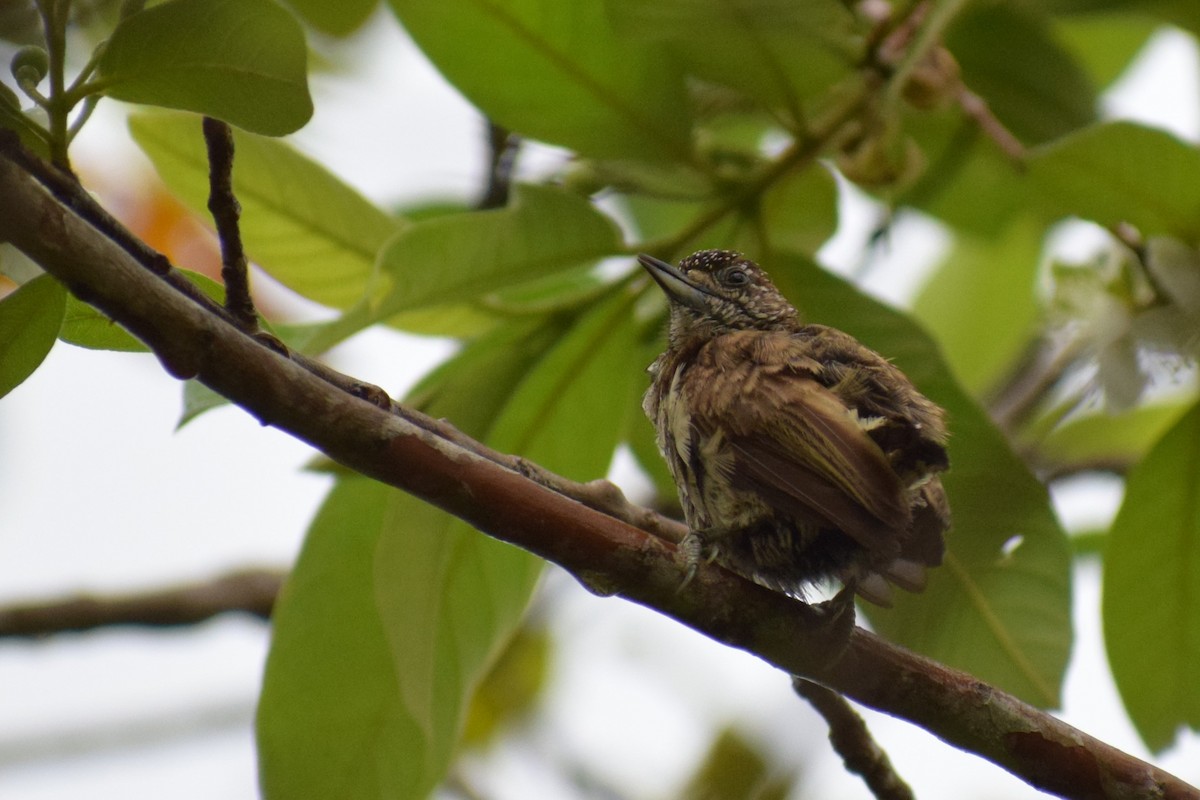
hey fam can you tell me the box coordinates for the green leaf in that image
[98,0,312,136]
[607,0,858,119]
[1103,399,1200,751]
[1033,396,1196,472]
[370,492,542,798]
[260,318,563,799]
[945,2,1097,145]
[0,274,65,398]
[760,163,839,256]
[900,108,1028,236]
[488,286,641,479]
[376,184,622,314]
[912,217,1044,394]
[0,1,41,46]
[177,380,230,428]
[386,0,692,161]
[1028,121,1200,242]
[295,187,623,351]
[461,625,550,747]
[258,478,430,799]
[60,267,224,353]
[284,0,377,36]
[772,253,1071,707]
[1054,12,1157,89]
[60,294,146,351]
[1044,0,1200,38]
[681,728,790,800]
[130,111,399,309]
[0,83,52,159]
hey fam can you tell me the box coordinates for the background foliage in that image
[2,0,1199,796]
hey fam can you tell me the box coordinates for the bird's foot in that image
[676,532,707,591]
[806,584,857,657]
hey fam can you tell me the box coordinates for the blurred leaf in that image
[0,85,51,159]
[681,728,790,800]
[900,110,1027,236]
[258,478,432,800]
[487,286,640,479]
[772,253,1071,707]
[913,217,1044,394]
[461,624,550,747]
[1069,528,1107,557]
[98,0,312,136]
[946,2,1097,145]
[284,0,377,36]
[295,188,624,351]
[384,304,504,339]
[370,493,542,798]
[386,0,692,161]
[1103,399,1200,751]
[1028,121,1200,242]
[481,264,612,315]
[1043,0,1200,37]
[260,319,561,800]
[262,292,642,796]
[1054,12,1157,88]
[563,158,714,199]
[1033,396,1196,472]
[760,163,839,255]
[130,111,400,309]
[607,0,858,119]
[0,0,41,46]
[377,184,622,314]
[0,274,65,399]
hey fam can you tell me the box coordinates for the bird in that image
[639,249,950,607]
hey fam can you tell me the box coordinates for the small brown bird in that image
[640,250,949,606]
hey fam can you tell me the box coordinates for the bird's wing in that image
[687,342,911,554]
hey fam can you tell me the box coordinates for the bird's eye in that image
[723,268,749,287]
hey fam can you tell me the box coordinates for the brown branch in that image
[0,569,283,637]
[477,120,520,210]
[793,678,913,800]
[0,143,1196,800]
[202,116,256,331]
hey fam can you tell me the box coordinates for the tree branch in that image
[477,119,520,210]
[202,116,257,331]
[0,569,283,637]
[793,678,913,800]
[0,142,1194,800]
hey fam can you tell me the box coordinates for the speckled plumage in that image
[640,250,950,605]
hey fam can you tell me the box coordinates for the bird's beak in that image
[637,254,709,311]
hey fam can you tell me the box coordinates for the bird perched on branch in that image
[639,250,949,607]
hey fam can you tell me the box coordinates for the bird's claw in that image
[676,532,706,592]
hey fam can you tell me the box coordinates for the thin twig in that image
[202,117,257,331]
[477,120,520,210]
[33,0,71,171]
[793,678,914,800]
[0,128,392,405]
[956,87,1026,163]
[0,569,283,637]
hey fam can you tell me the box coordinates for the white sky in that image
[1,13,1198,800]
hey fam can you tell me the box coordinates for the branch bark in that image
[794,678,914,800]
[0,570,283,636]
[0,143,1194,800]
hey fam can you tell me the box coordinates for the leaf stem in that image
[33,0,72,170]
[883,0,969,109]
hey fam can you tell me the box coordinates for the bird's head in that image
[638,250,799,343]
